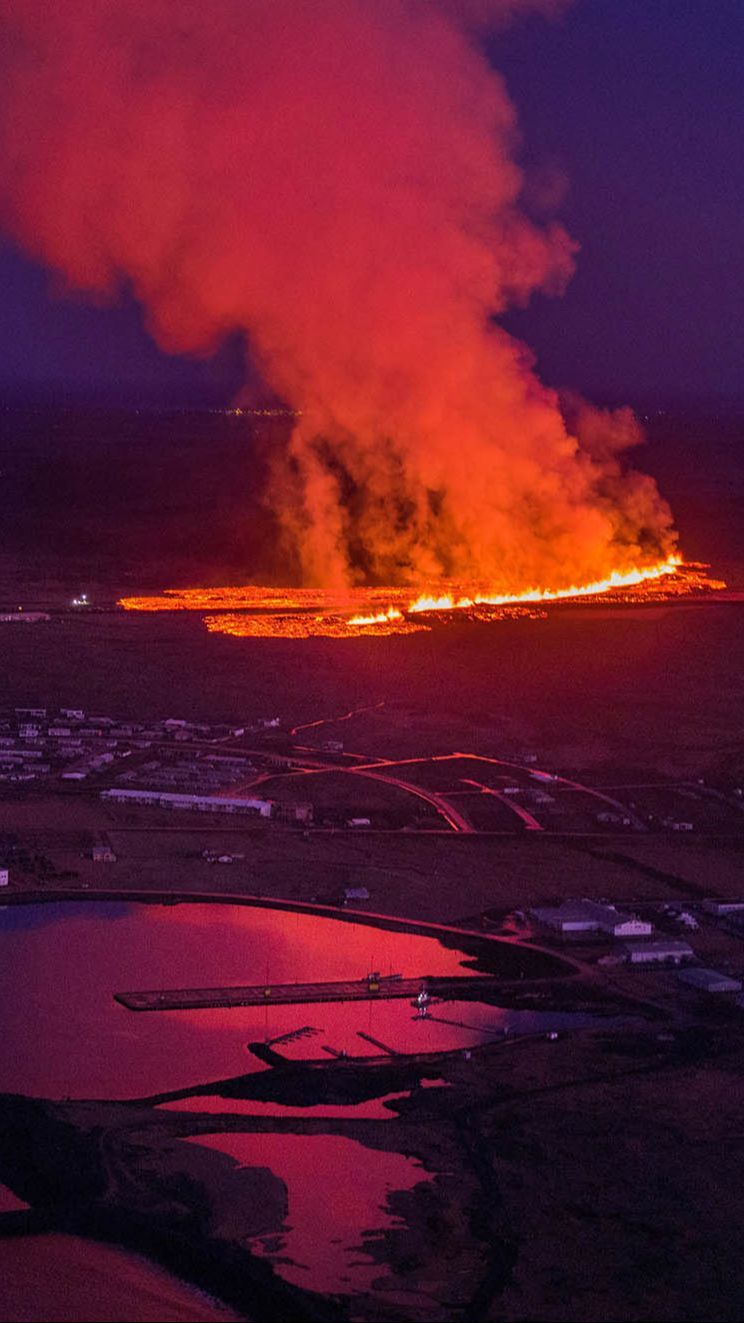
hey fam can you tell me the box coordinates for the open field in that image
[6,821,744,922]
[3,600,744,777]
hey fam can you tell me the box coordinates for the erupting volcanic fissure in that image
[0,0,677,593]
[119,560,726,639]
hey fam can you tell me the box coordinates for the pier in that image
[113,973,500,1012]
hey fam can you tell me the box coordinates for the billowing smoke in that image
[0,0,676,588]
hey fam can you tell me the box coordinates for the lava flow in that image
[118,559,726,639]
[407,557,684,614]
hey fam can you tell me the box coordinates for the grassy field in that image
[3,600,744,777]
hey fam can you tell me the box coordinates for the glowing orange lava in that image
[348,606,404,626]
[202,613,426,639]
[119,559,726,639]
[407,556,683,614]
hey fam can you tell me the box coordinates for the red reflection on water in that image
[183,1133,426,1295]
[159,1092,410,1119]
[0,902,475,1098]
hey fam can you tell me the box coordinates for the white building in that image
[100,788,273,817]
[0,613,50,623]
[677,967,742,994]
[0,869,8,887]
[623,938,694,965]
[91,844,117,863]
[531,900,653,939]
[593,905,653,939]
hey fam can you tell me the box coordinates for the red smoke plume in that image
[0,0,676,588]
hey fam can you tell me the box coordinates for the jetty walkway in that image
[114,973,500,1012]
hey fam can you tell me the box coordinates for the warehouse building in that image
[623,938,694,965]
[531,900,653,939]
[101,788,273,817]
[676,967,742,994]
[702,899,744,916]
[91,844,117,863]
[0,613,50,623]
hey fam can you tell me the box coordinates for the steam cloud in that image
[0,0,676,587]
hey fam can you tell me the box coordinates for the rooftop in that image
[623,938,694,956]
[677,967,742,992]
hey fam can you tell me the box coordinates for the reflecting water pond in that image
[0,899,481,1097]
[183,1132,427,1296]
[0,900,573,1099]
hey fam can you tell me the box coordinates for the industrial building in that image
[0,612,50,623]
[676,967,742,994]
[91,844,116,863]
[623,938,694,965]
[100,787,273,817]
[272,802,313,824]
[531,900,653,939]
[702,899,744,916]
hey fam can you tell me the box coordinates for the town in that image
[3,701,744,1020]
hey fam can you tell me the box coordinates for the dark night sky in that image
[0,0,742,406]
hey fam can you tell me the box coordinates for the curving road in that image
[459,777,544,831]
[289,700,385,738]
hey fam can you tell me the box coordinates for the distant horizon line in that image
[3,393,744,418]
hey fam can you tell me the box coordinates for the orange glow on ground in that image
[119,559,725,639]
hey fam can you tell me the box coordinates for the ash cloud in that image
[0,0,676,587]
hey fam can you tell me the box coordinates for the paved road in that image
[289,700,385,738]
[451,752,648,831]
[236,752,475,832]
[459,777,544,831]
[346,765,473,832]
[347,751,647,832]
